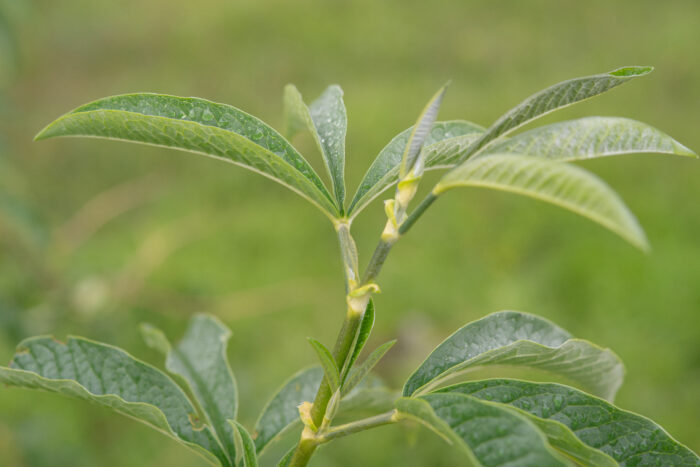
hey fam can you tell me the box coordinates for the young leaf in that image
[348,121,484,216]
[307,338,340,392]
[441,379,700,466]
[141,315,238,463]
[395,394,569,466]
[342,340,396,396]
[402,311,623,401]
[35,94,339,219]
[435,154,649,251]
[283,85,347,209]
[399,84,449,179]
[343,299,375,380]
[461,66,654,161]
[479,117,696,161]
[230,421,259,467]
[0,336,230,466]
[253,367,395,453]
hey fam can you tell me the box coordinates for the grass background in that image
[0,0,698,465]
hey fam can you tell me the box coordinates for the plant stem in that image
[320,410,397,442]
[399,192,437,235]
[361,238,394,285]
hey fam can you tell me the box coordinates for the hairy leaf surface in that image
[230,421,259,467]
[461,66,654,161]
[441,379,700,466]
[480,117,696,161]
[396,394,568,466]
[435,154,648,250]
[348,121,484,216]
[0,336,229,466]
[284,85,347,208]
[35,94,339,218]
[403,311,623,401]
[141,315,238,462]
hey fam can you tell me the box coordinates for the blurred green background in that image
[1,0,698,465]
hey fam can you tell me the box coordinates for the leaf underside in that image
[435,154,649,251]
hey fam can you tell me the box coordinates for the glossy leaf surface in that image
[435,154,648,250]
[462,66,654,160]
[284,85,347,208]
[35,94,339,218]
[403,311,623,401]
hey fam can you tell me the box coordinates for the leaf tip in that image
[609,65,654,78]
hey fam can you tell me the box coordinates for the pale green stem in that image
[319,410,398,442]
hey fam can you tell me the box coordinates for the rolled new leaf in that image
[479,117,696,161]
[0,336,230,466]
[434,154,649,250]
[343,299,375,380]
[460,66,654,161]
[403,311,624,401]
[440,379,700,466]
[141,315,238,462]
[284,85,347,209]
[348,121,484,216]
[307,338,340,392]
[395,394,568,466]
[35,94,339,219]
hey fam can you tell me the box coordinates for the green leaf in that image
[35,94,339,219]
[343,299,375,380]
[441,379,700,466]
[480,117,696,161]
[402,311,624,401]
[342,340,396,396]
[435,154,649,251]
[348,121,484,216]
[230,421,258,467]
[0,336,229,466]
[395,394,568,466]
[399,84,449,179]
[276,447,295,467]
[141,315,238,462]
[253,367,395,453]
[461,66,654,161]
[283,85,347,209]
[307,338,340,392]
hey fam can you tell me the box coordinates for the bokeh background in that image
[0,0,698,465]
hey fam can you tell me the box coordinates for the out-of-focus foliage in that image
[0,0,698,465]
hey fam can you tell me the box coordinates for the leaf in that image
[461,66,654,161]
[342,340,396,396]
[307,338,340,392]
[436,384,616,466]
[348,121,484,216]
[230,421,258,467]
[35,94,339,219]
[284,85,347,209]
[0,336,230,466]
[441,379,700,466]
[435,154,648,251]
[141,315,238,462]
[480,117,696,161]
[395,394,568,466]
[276,446,296,467]
[399,84,449,179]
[343,299,375,380]
[253,367,396,453]
[402,311,624,401]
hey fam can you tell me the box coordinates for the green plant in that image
[1,66,698,466]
